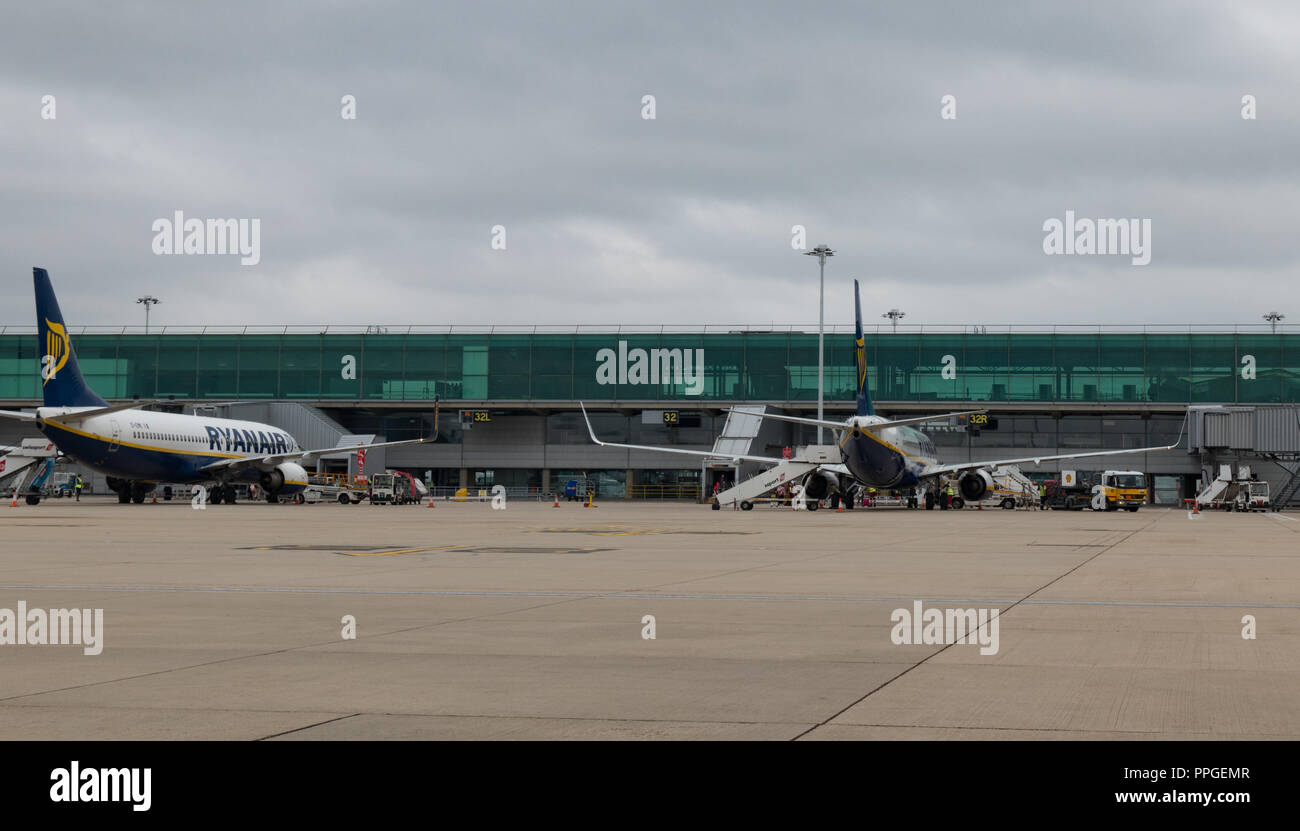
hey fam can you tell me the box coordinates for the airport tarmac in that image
[1,496,1297,740]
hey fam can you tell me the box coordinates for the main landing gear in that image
[207,484,237,505]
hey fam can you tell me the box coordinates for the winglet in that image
[579,402,606,446]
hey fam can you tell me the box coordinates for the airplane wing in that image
[860,411,987,431]
[721,408,986,432]
[0,409,38,422]
[198,437,428,474]
[580,403,779,464]
[921,444,1181,478]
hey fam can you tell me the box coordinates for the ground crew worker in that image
[1038,483,1048,510]
[74,474,83,502]
[945,483,954,509]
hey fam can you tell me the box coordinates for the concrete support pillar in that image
[626,468,635,500]
[541,468,551,495]
[458,467,469,489]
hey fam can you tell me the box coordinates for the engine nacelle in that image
[958,470,994,501]
[261,462,309,495]
[801,470,838,501]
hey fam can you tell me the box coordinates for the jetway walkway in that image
[1188,405,1300,510]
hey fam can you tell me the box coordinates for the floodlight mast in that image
[803,245,834,443]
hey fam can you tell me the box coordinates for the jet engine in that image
[801,469,839,501]
[958,469,994,501]
[261,461,309,495]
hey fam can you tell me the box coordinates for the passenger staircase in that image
[712,445,839,509]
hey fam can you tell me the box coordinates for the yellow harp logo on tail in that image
[42,318,70,385]
[855,336,867,390]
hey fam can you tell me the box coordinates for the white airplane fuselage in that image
[37,406,304,486]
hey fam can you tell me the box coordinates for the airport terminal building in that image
[3,325,1299,504]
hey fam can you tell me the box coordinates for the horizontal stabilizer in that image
[43,401,161,423]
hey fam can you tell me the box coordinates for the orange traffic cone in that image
[1193,500,1200,515]
[837,501,844,513]
[152,493,158,503]
[9,490,17,507]
[553,494,560,508]
[427,496,435,508]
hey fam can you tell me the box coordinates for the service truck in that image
[369,473,398,505]
[1091,470,1148,512]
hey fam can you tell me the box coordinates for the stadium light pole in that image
[1263,311,1285,334]
[803,245,834,444]
[136,295,160,334]
[882,309,905,333]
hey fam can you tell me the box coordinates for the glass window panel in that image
[1053,334,1100,402]
[1096,334,1145,402]
[360,335,405,400]
[402,335,447,400]
[1189,334,1236,403]
[237,336,280,398]
[196,335,240,399]
[1236,335,1283,404]
[915,335,963,401]
[1007,335,1055,401]
[1145,335,1190,402]
[156,336,198,398]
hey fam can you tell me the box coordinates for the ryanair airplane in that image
[583,279,1177,508]
[0,268,423,504]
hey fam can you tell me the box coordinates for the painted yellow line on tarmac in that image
[338,545,462,557]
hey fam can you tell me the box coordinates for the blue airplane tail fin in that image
[34,268,107,408]
[854,279,874,416]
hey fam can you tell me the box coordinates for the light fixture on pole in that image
[1263,311,1285,334]
[803,244,834,444]
[882,309,905,333]
[136,295,160,334]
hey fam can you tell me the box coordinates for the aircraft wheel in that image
[118,490,131,504]
[25,494,40,505]
[924,491,935,510]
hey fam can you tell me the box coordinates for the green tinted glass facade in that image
[2,332,1297,404]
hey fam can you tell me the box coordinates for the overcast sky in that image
[2,1,1298,330]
